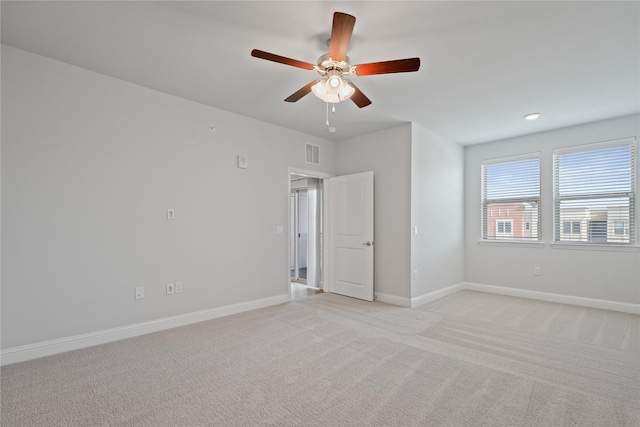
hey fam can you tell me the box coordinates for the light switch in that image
[167,209,175,220]
[276,226,284,235]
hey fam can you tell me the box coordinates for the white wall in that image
[336,124,412,299]
[1,45,337,349]
[411,124,465,299]
[465,114,640,304]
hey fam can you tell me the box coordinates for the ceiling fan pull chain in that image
[332,103,336,114]
[326,101,330,127]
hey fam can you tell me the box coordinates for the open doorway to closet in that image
[289,171,324,300]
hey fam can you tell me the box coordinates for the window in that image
[614,221,628,235]
[482,153,541,241]
[553,138,636,245]
[496,220,514,239]
[572,221,581,234]
[562,221,581,235]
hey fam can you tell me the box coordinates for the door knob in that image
[362,241,373,246]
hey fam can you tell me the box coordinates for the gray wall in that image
[464,114,640,304]
[336,124,413,299]
[335,122,465,304]
[1,45,337,349]
[411,123,465,299]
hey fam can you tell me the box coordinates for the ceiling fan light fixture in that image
[311,71,355,104]
[340,81,355,98]
[524,112,541,121]
[311,80,327,96]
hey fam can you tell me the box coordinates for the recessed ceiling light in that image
[524,113,541,121]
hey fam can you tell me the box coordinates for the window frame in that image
[552,138,636,246]
[481,152,541,243]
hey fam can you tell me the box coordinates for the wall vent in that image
[305,143,320,165]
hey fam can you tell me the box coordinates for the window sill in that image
[478,240,544,248]
[550,243,640,252]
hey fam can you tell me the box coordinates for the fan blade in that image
[329,12,356,62]
[284,81,317,102]
[354,58,421,76]
[347,82,372,108]
[251,49,314,70]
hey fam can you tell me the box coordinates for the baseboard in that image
[463,282,640,314]
[1,294,290,366]
[375,292,411,307]
[375,283,466,309]
[378,282,639,314]
[410,283,466,308]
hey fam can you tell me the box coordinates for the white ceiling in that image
[2,1,638,145]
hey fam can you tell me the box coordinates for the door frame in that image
[287,167,334,301]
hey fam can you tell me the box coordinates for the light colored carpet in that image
[291,282,322,301]
[1,290,639,426]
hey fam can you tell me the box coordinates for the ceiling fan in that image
[251,12,420,108]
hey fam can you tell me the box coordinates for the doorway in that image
[286,168,375,302]
[290,187,308,283]
[288,168,330,300]
[290,175,322,286]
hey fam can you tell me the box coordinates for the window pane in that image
[485,158,540,199]
[557,146,633,196]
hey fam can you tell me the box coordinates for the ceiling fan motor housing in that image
[315,53,351,76]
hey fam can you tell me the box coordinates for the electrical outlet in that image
[135,287,144,300]
[175,282,183,294]
[413,270,418,280]
[534,267,541,276]
[237,155,248,169]
[166,283,175,295]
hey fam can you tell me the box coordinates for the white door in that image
[328,171,374,301]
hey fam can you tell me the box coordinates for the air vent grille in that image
[305,143,320,165]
